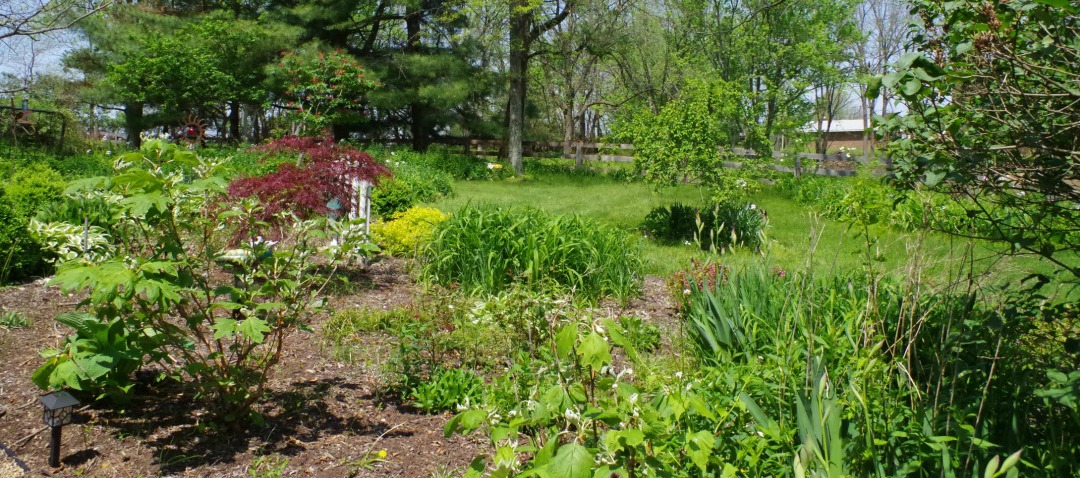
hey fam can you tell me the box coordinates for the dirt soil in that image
[0,259,678,477]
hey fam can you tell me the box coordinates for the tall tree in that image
[851,0,907,154]
[506,0,573,174]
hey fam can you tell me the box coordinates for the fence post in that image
[575,141,584,170]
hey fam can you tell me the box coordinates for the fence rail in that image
[415,137,885,177]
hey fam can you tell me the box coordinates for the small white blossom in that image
[675,371,683,379]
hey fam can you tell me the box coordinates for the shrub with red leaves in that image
[228,137,390,221]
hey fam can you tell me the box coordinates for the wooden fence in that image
[424,138,884,177]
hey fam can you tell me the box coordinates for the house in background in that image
[804,119,880,155]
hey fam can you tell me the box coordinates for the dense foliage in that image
[228,136,389,225]
[269,48,379,136]
[421,206,643,302]
[643,201,768,251]
[877,0,1080,280]
[371,206,449,257]
[32,140,378,420]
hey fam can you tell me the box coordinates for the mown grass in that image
[427,168,1072,293]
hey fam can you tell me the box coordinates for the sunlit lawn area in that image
[428,169,1073,298]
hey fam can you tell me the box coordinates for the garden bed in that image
[0,259,678,477]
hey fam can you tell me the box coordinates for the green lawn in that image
[426,172,1074,297]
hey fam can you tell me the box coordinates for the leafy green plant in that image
[371,206,449,257]
[33,312,151,400]
[0,310,30,329]
[641,202,699,244]
[28,219,113,265]
[371,159,453,217]
[612,315,660,354]
[3,164,66,217]
[32,139,378,419]
[422,206,643,302]
[410,367,484,413]
[0,194,47,283]
[268,47,379,135]
[248,453,289,478]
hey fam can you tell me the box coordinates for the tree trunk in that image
[507,4,529,175]
[406,6,429,152]
[125,102,143,148]
[229,100,241,143]
[562,104,575,158]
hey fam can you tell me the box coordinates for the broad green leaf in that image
[463,457,486,478]
[237,318,272,343]
[444,409,488,437]
[578,332,611,370]
[686,430,714,474]
[902,78,923,96]
[212,319,238,340]
[543,443,593,478]
[556,324,576,359]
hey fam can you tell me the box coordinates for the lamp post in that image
[38,391,79,468]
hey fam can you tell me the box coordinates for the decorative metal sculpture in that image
[178,114,209,147]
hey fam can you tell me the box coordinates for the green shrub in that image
[371,161,454,217]
[422,206,643,302]
[35,194,121,232]
[33,139,379,417]
[0,143,114,179]
[371,206,449,256]
[642,201,768,251]
[0,194,47,282]
[3,164,65,217]
[641,202,699,243]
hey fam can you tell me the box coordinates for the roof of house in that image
[803,119,872,133]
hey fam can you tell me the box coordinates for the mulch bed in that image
[0,258,679,477]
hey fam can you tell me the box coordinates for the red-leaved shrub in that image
[228,137,390,221]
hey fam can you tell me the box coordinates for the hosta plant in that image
[33,139,377,421]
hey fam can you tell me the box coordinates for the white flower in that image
[487,162,496,170]
[564,408,580,421]
[106,150,112,155]
[749,204,756,210]
[674,371,683,379]
[683,289,691,295]
[629,393,639,404]
[448,304,454,310]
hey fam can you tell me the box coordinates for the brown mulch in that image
[0,258,678,477]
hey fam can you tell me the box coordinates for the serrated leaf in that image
[578,332,611,370]
[237,317,271,343]
[543,443,592,478]
[212,318,238,340]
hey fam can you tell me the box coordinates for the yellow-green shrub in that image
[372,206,449,256]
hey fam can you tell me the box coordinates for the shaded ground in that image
[0,259,678,477]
